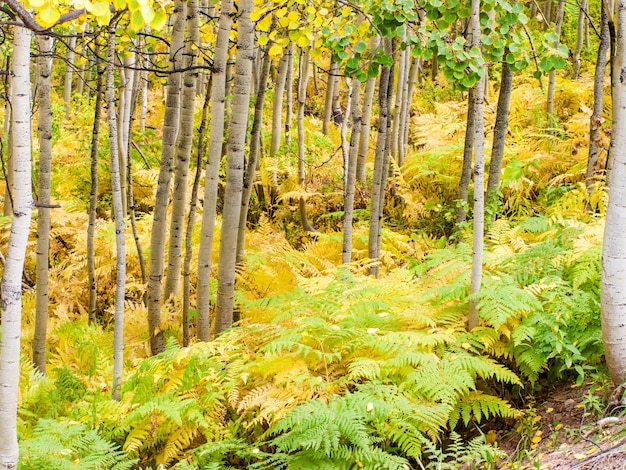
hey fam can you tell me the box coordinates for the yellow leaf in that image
[258,34,269,46]
[257,15,272,31]
[29,0,45,7]
[130,10,145,31]
[141,4,155,23]
[297,35,310,48]
[531,435,542,444]
[574,453,586,460]
[91,1,109,16]
[150,6,168,31]
[268,44,283,59]
[38,6,61,28]
[546,407,554,413]
[554,423,563,430]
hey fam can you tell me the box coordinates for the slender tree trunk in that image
[456,88,475,226]
[105,24,127,401]
[356,73,378,185]
[0,24,32,469]
[602,0,626,386]
[486,59,513,213]
[341,78,353,197]
[146,0,186,355]
[586,2,610,204]
[196,0,233,342]
[183,77,211,347]
[573,0,588,78]
[297,47,315,232]
[214,0,254,335]
[33,34,53,375]
[547,0,566,131]
[392,36,407,163]
[368,39,395,277]
[165,0,199,300]
[88,34,104,324]
[468,0,486,331]
[117,52,135,218]
[285,43,294,147]
[399,53,418,167]
[3,98,13,217]
[322,60,339,135]
[342,79,362,264]
[64,32,76,118]
[236,49,271,264]
[270,46,290,156]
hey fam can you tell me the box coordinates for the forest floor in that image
[497,379,626,469]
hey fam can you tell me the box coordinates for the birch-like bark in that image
[602,0,626,385]
[456,88,475,226]
[368,39,395,277]
[341,78,353,197]
[285,43,294,147]
[165,0,199,300]
[270,46,290,156]
[33,34,53,375]
[214,0,254,335]
[573,0,588,78]
[356,73,378,185]
[322,61,339,135]
[147,0,186,355]
[236,49,271,264]
[547,0,565,132]
[88,36,104,324]
[196,0,233,341]
[297,47,315,233]
[63,32,76,118]
[105,25,127,401]
[3,97,13,217]
[391,36,407,163]
[586,2,610,203]
[0,24,32,469]
[117,52,135,218]
[183,78,211,347]
[399,53,418,167]
[342,79,362,264]
[486,59,513,212]
[468,0,486,331]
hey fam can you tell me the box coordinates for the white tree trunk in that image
[146,0,186,355]
[602,0,626,385]
[64,31,76,118]
[106,24,127,401]
[468,0,486,331]
[214,0,254,335]
[196,0,233,341]
[0,23,32,469]
[33,34,54,375]
[164,0,199,300]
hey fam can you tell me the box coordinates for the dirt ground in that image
[496,381,626,469]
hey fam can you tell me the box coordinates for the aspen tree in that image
[105,23,127,401]
[88,34,104,324]
[602,0,626,385]
[586,1,610,204]
[196,0,233,342]
[33,34,54,375]
[342,79,362,264]
[146,0,186,355]
[165,0,199,300]
[214,0,255,335]
[546,0,565,132]
[368,39,395,277]
[0,22,32,469]
[237,49,272,264]
[486,58,513,213]
[468,0,486,331]
[296,47,316,233]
